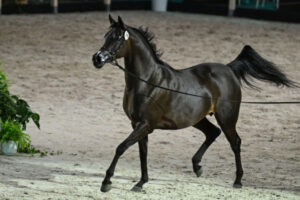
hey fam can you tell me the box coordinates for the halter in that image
[110,35,125,62]
[97,30,129,64]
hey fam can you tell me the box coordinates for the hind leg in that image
[215,106,243,188]
[192,118,221,177]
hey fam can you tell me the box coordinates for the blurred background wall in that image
[1,0,300,22]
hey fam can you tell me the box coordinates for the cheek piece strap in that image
[109,30,130,63]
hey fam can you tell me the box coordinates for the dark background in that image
[2,0,300,23]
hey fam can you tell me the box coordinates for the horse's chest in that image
[123,90,146,121]
[123,91,135,120]
[123,90,162,123]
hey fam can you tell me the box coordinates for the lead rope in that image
[111,60,300,105]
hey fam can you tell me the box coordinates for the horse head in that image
[92,15,131,69]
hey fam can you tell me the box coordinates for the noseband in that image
[96,30,128,64]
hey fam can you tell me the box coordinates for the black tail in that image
[228,45,298,89]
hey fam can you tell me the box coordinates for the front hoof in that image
[101,183,112,192]
[195,167,203,177]
[233,182,242,188]
[131,185,142,192]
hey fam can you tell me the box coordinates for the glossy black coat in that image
[92,15,296,193]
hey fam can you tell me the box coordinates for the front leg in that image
[131,136,148,192]
[101,122,151,192]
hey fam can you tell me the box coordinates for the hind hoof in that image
[131,185,142,192]
[233,182,242,188]
[195,167,203,177]
[101,183,112,192]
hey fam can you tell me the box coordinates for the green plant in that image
[19,144,42,155]
[0,63,42,155]
[0,64,40,130]
[0,68,8,93]
[0,120,31,151]
[11,95,40,130]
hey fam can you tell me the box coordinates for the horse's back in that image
[179,63,241,100]
[183,62,237,81]
[183,62,241,98]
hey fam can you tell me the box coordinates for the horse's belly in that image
[156,98,211,129]
[123,89,212,129]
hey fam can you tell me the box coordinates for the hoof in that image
[233,182,242,188]
[131,185,142,192]
[195,167,203,177]
[101,183,112,192]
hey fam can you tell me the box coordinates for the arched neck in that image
[123,29,160,80]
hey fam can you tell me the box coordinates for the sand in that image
[0,11,299,199]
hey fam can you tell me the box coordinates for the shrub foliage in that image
[0,120,31,152]
[0,62,40,154]
[0,66,40,130]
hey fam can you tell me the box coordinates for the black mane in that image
[130,26,165,65]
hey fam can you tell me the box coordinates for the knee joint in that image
[116,144,126,156]
[236,170,244,177]
[106,170,113,177]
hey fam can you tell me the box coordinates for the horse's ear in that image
[109,14,116,25]
[118,16,126,30]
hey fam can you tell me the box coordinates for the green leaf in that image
[0,68,40,130]
[31,113,40,129]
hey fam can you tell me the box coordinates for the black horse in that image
[92,15,297,192]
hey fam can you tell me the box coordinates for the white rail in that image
[228,0,236,16]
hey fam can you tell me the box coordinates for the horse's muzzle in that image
[92,51,112,69]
